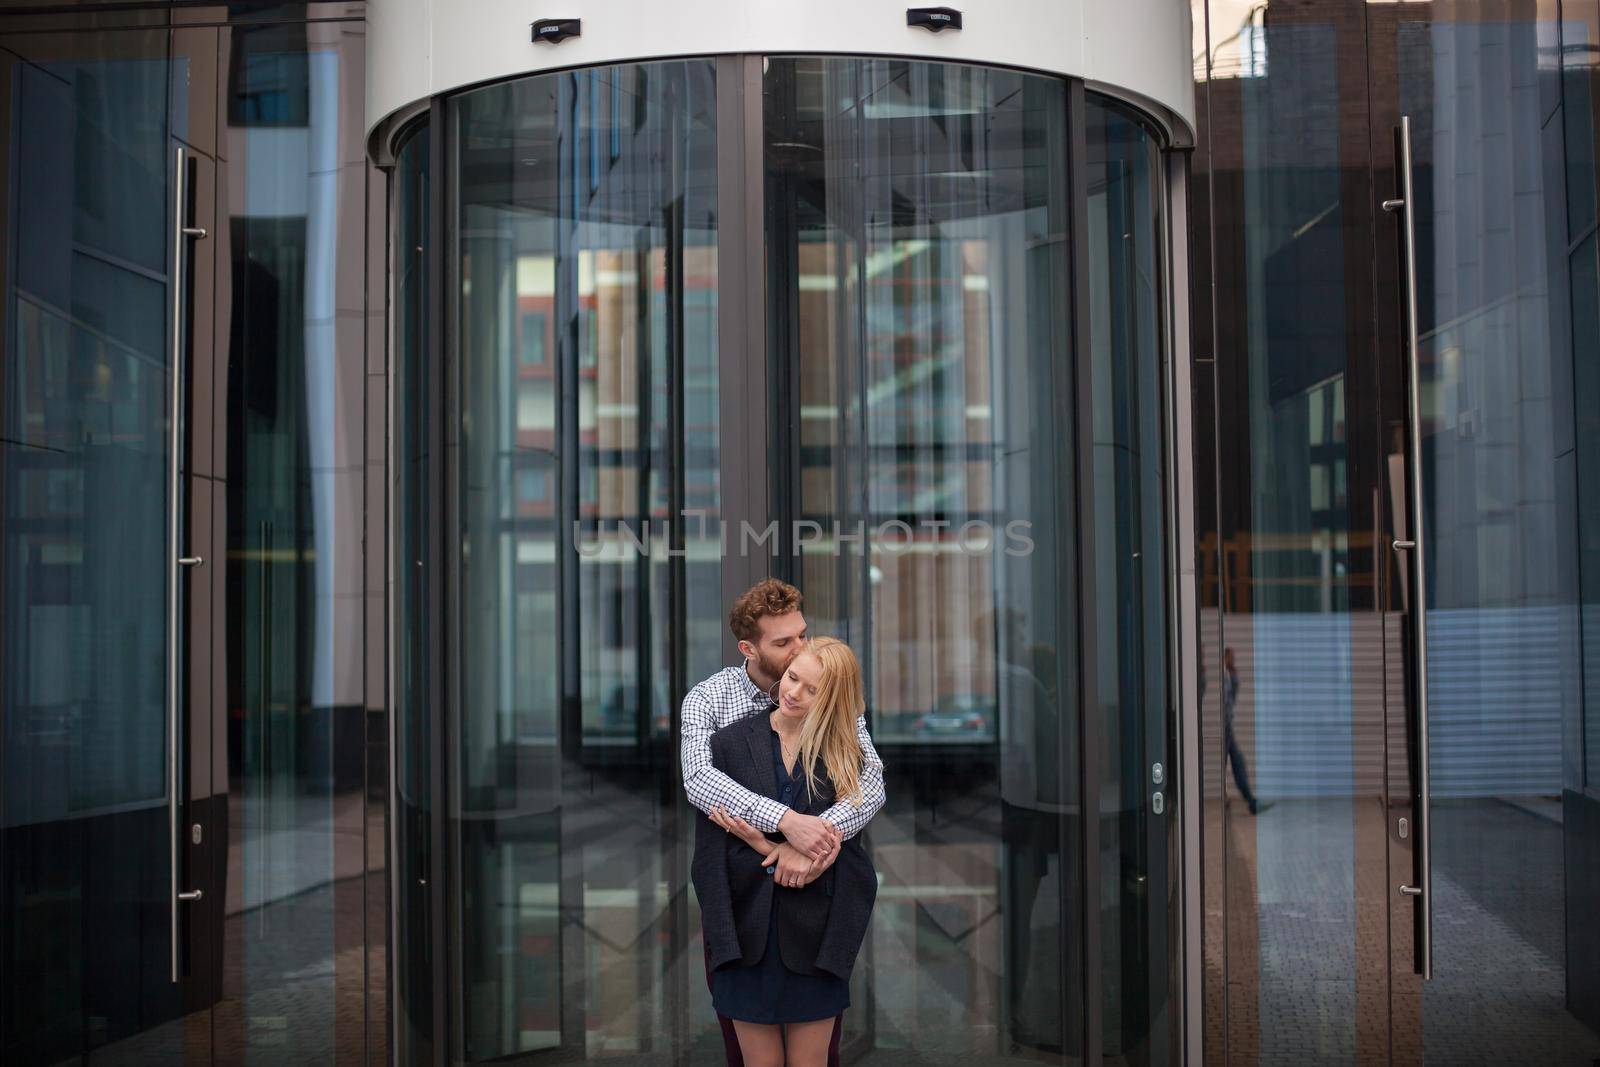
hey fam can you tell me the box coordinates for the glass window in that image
[517,467,548,503]
[226,22,311,127]
[520,310,547,365]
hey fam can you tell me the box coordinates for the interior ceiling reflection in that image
[456,64,718,224]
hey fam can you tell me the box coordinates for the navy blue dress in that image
[710,728,851,1024]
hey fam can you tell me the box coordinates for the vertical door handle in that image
[1385,115,1433,981]
[168,145,208,982]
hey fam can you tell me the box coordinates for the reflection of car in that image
[911,695,992,739]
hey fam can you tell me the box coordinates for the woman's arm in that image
[709,806,772,854]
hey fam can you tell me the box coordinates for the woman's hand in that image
[760,842,814,888]
[759,838,840,888]
[710,806,771,853]
[804,837,842,883]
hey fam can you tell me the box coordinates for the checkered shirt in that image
[680,664,886,838]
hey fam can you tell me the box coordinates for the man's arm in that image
[819,715,885,838]
[680,688,788,833]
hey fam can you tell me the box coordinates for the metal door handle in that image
[1388,115,1433,980]
[168,145,208,983]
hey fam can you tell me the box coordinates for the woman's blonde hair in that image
[793,637,867,807]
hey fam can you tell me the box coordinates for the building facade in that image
[0,1,1594,1065]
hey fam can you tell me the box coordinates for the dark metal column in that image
[715,54,771,660]
[1065,77,1102,1067]
[423,94,450,1067]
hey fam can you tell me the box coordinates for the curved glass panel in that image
[1084,94,1172,1065]
[763,56,1082,1060]
[448,60,722,1061]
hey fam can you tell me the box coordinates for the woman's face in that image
[777,651,823,722]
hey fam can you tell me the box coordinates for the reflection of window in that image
[520,311,547,365]
[517,469,548,502]
[227,24,311,127]
[579,307,599,368]
[686,385,717,428]
[517,381,554,432]
[685,290,716,369]
[1306,376,1347,516]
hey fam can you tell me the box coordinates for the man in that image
[1221,647,1266,815]
[681,578,886,1067]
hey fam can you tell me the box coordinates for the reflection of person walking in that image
[1221,648,1262,816]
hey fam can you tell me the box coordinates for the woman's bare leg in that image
[731,1020,785,1067]
[783,1017,837,1067]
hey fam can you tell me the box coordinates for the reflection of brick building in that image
[783,87,1034,728]
[511,245,720,524]
[794,241,1009,724]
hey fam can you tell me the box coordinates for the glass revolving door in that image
[391,55,1179,1066]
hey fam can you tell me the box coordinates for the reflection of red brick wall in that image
[868,542,999,714]
[512,245,720,522]
[794,234,1020,715]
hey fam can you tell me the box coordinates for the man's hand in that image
[710,806,770,853]
[776,810,839,860]
[802,836,842,886]
[760,842,813,889]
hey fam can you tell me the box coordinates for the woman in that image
[692,637,879,1067]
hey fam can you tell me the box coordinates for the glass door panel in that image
[447,59,722,1062]
[1373,2,1600,1062]
[1083,95,1174,1067]
[763,55,1085,1061]
[1198,6,1394,1062]
[0,24,214,1065]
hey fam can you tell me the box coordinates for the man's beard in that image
[750,650,789,697]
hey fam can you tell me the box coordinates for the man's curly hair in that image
[728,578,803,643]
